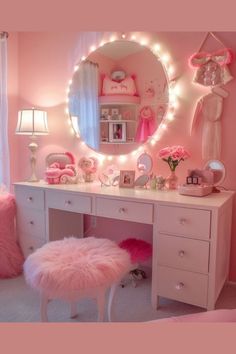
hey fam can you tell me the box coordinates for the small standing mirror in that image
[137,152,153,174]
[134,152,153,187]
[204,160,226,191]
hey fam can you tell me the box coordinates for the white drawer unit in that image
[156,266,208,308]
[157,234,210,274]
[157,205,211,240]
[96,197,153,224]
[46,190,92,214]
[14,182,234,311]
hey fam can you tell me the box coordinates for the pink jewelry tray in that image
[178,184,213,197]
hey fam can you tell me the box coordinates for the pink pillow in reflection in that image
[102,75,137,96]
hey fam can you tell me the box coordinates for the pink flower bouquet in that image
[159,146,190,171]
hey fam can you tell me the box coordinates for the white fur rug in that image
[0,268,236,322]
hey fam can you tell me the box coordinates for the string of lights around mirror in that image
[65,32,180,166]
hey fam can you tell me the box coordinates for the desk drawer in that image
[157,205,211,240]
[19,232,46,258]
[96,197,153,224]
[17,209,46,240]
[157,266,208,308]
[15,186,44,211]
[157,234,209,274]
[46,191,92,214]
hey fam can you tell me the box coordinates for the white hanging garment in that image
[191,92,223,160]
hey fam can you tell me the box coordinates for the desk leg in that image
[108,283,118,322]
[151,293,160,310]
[40,294,49,322]
[70,302,78,318]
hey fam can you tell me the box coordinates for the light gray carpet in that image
[1,268,236,322]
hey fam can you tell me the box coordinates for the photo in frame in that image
[119,170,135,188]
[109,122,126,142]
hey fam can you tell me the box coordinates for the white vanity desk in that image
[14,181,234,311]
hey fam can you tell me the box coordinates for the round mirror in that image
[68,39,169,155]
[204,160,226,186]
[137,152,153,174]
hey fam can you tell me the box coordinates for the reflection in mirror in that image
[134,175,149,188]
[69,39,168,155]
[204,160,226,186]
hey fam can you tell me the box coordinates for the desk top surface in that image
[14,180,235,209]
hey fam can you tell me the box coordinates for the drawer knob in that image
[27,197,33,202]
[119,207,126,213]
[65,200,72,205]
[29,221,34,225]
[178,250,185,257]
[175,282,184,290]
[179,218,187,225]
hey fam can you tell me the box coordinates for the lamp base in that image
[28,138,39,183]
[28,174,39,183]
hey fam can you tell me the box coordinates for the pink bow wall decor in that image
[189,48,234,68]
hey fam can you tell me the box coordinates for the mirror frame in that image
[204,159,226,186]
[67,32,179,159]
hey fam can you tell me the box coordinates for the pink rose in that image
[159,147,172,159]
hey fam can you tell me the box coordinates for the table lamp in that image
[16,108,49,182]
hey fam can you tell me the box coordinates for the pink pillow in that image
[102,75,137,96]
[0,193,24,278]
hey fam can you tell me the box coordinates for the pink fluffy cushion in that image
[24,237,132,300]
[119,238,152,264]
[0,193,24,278]
[102,76,137,96]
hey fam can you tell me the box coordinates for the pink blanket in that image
[0,193,24,278]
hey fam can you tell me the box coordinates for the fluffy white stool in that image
[23,237,131,322]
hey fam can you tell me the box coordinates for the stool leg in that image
[96,289,106,322]
[108,282,118,322]
[40,294,49,322]
[70,302,78,319]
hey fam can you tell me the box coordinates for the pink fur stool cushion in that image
[0,193,24,278]
[24,237,132,301]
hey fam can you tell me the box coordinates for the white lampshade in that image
[16,109,49,135]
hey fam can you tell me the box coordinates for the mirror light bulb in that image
[119,155,127,162]
[150,139,156,146]
[161,123,167,130]
[90,45,96,52]
[162,53,170,63]
[154,43,161,51]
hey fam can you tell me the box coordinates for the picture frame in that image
[111,108,121,120]
[109,122,126,142]
[119,170,135,188]
[101,108,109,120]
[111,108,119,116]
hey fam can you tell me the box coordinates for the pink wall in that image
[8,31,236,280]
